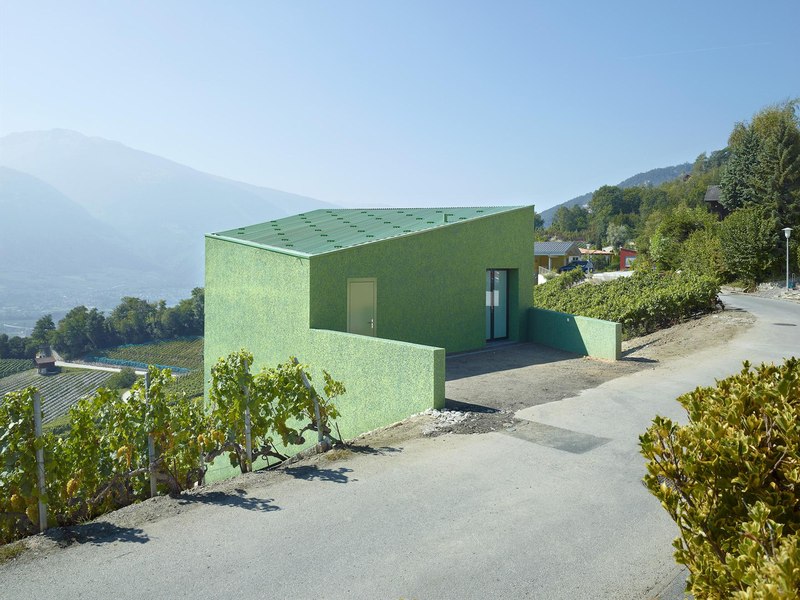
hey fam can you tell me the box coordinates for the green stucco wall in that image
[309,206,535,353]
[528,307,621,361]
[307,329,444,435]
[204,236,445,453]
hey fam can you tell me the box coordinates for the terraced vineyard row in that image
[0,369,114,423]
[86,337,204,399]
[0,358,32,379]
[88,337,203,370]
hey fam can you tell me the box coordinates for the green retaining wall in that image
[309,206,535,353]
[307,329,445,436]
[528,307,621,361]
[205,236,446,480]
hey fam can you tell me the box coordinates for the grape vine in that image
[0,352,344,544]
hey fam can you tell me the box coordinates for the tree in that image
[6,336,28,358]
[605,223,630,250]
[30,315,55,347]
[533,211,544,231]
[51,306,95,359]
[85,308,110,349]
[719,125,762,211]
[647,205,718,270]
[719,100,800,225]
[719,205,779,289]
[551,205,589,236]
[680,228,724,279]
[107,297,156,344]
[588,185,625,244]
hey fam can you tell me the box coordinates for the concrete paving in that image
[1,293,798,599]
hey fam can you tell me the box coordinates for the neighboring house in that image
[579,247,613,268]
[33,355,57,375]
[620,248,638,270]
[704,185,728,218]
[205,206,535,440]
[534,241,581,272]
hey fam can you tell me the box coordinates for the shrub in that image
[533,270,719,338]
[719,206,779,290]
[640,358,800,598]
[105,367,139,390]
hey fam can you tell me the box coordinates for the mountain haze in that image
[0,130,332,334]
[0,129,332,280]
[539,162,692,226]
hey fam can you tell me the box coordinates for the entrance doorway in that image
[485,269,508,340]
[348,278,376,336]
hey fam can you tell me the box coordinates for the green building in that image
[205,205,535,440]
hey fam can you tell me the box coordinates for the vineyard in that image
[85,337,203,398]
[0,369,114,424]
[534,270,721,339]
[87,337,202,370]
[0,359,32,379]
[0,354,345,545]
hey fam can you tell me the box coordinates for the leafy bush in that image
[640,358,800,598]
[206,350,344,472]
[0,354,345,544]
[0,388,57,542]
[105,367,139,390]
[719,206,779,290]
[534,270,719,338]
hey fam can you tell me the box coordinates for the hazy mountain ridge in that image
[540,162,693,226]
[0,129,333,334]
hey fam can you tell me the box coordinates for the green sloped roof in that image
[208,206,530,257]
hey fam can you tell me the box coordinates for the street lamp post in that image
[783,227,793,290]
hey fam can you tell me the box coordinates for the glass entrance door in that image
[485,269,508,341]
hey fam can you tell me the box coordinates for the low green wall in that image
[528,308,621,361]
[306,329,445,439]
[205,331,444,483]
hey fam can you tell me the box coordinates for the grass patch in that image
[324,448,353,462]
[0,541,26,563]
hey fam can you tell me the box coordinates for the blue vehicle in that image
[558,260,594,273]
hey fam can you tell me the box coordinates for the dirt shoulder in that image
[439,306,755,435]
[2,308,755,563]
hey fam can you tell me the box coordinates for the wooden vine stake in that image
[242,358,253,472]
[145,370,158,498]
[292,357,327,448]
[32,391,48,532]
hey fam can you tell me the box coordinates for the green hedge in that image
[640,358,800,598]
[533,270,719,339]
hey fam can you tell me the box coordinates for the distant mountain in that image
[0,129,333,334]
[0,167,149,272]
[539,162,692,227]
[0,129,332,281]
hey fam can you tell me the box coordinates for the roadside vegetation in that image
[0,287,203,361]
[534,269,719,339]
[0,352,345,545]
[88,337,204,399]
[641,358,800,597]
[0,368,114,424]
[538,100,800,289]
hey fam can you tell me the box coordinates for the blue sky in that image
[1,1,798,211]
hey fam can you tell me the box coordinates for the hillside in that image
[540,162,692,226]
[0,129,332,279]
[0,130,333,334]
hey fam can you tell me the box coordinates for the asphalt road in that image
[2,294,798,600]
